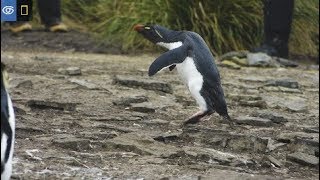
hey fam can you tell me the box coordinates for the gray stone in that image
[263,155,283,168]
[266,139,287,152]
[252,110,288,124]
[276,132,319,143]
[182,147,233,164]
[239,100,267,108]
[143,119,169,125]
[287,152,319,167]
[227,94,262,101]
[112,95,148,106]
[89,115,142,122]
[113,75,173,93]
[239,76,269,83]
[274,57,299,67]
[219,50,248,61]
[27,99,77,111]
[247,52,274,67]
[262,86,302,93]
[262,95,308,112]
[93,123,137,133]
[10,78,33,89]
[69,78,100,90]
[105,133,179,157]
[66,67,81,75]
[234,116,273,127]
[153,131,182,142]
[130,102,156,113]
[52,134,91,151]
[265,78,299,89]
[302,126,319,133]
[79,131,118,140]
[227,135,269,153]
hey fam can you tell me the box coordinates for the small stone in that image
[278,87,302,93]
[219,50,248,61]
[112,96,148,106]
[27,99,77,111]
[252,110,288,124]
[52,134,91,151]
[247,52,274,67]
[227,94,262,101]
[153,131,182,142]
[66,67,81,76]
[113,75,173,94]
[267,139,287,152]
[10,78,33,89]
[276,132,318,143]
[69,78,100,90]
[287,152,319,167]
[263,95,308,112]
[263,155,283,168]
[130,102,156,113]
[234,116,273,127]
[220,60,241,69]
[265,78,299,89]
[239,100,267,108]
[143,119,169,125]
[274,57,299,67]
[239,76,269,83]
[302,126,319,133]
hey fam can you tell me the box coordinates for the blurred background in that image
[30,0,319,59]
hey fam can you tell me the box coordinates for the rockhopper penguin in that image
[1,63,15,180]
[134,24,231,124]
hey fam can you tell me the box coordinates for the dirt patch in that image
[1,31,319,179]
[1,29,124,54]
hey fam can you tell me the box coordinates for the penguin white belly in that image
[176,57,207,111]
[1,95,15,180]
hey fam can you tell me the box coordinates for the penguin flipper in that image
[148,43,190,76]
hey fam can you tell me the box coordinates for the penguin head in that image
[134,24,180,44]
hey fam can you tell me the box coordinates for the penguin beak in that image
[133,24,145,32]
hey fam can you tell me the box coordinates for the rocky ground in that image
[1,30,319,179]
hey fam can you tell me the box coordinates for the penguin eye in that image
[144,26,151,30]
[155,29,163,39]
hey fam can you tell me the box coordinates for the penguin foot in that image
[183,111,208,125]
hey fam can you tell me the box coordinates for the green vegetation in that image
[44,0,319,56]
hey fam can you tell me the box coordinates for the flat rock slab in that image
[112,95,148,106]
[113,75,173,93]
[265,78,299,89]
[262,155,283,168]
[252,110,288,124]
[234,116,273,127]
[262,95,308,112]
[130,102,156,113]
[58,67,82,75]
[287,152,319,167]
[69,78,100,90]
[27,99,78,111]
[52,134,91,151]
[105,132,179,157]
[276,132,319,143]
